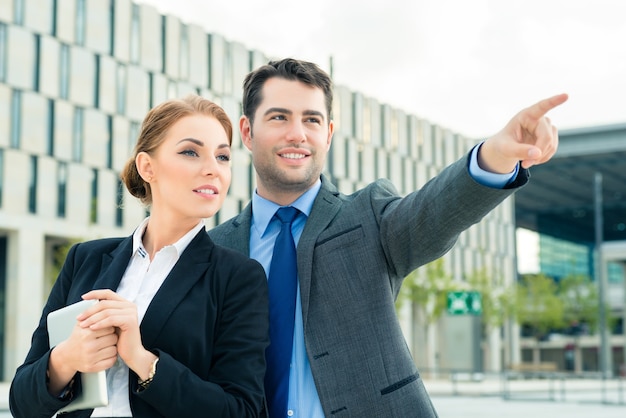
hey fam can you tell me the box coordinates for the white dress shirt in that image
[91,218,204,417]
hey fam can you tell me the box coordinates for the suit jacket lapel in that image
[298,175,342,328]
[220,204,252,255]
[139,230,212,347]
[92,236,133,291]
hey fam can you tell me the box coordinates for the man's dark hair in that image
[242,58,333,124]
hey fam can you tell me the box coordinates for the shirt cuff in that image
[469,142,518,189]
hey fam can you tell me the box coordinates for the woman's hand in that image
[80,289,156,381]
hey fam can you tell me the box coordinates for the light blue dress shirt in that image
[249,145,517,417]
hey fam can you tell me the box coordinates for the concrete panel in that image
[6,25,35,90]
[20,92,48,155]
[39,35,61,98]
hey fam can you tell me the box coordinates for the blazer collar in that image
[298,174,342,326]
[93,231,215,348]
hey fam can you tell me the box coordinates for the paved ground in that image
[431,395,626,417]
[0,377,624,417]
[427,375,626,417]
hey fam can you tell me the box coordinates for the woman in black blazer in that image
[9,95,269,418]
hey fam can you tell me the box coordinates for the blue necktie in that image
[265,206,299,418]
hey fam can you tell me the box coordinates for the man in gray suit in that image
[209,58,568,417]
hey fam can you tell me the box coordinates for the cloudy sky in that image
[139,0,625,139]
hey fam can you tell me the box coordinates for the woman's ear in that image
[135,152,154,182]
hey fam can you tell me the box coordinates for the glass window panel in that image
[10,89,21,148]
[116,177,123,227]
[90,168,98,223]
[76,0,86,46]
[57,162,67,217]
[130,4,139,64]
[116,63,126,114]
[180,24,189,80]
[29,155,38,213]
[59,43,69,99]
[33,34,40,91]
[0,149,3,207]
[94,54,100,108]
[14,0,24,24]
[107,115,113,169]
[73,107,84,162]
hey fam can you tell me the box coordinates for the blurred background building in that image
[0,0,623,387]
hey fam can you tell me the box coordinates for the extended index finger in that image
[524,93,569,120]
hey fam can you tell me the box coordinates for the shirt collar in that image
[251,178,321,237]
[132,217,205,258]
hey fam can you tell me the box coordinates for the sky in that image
[138,0,625,139]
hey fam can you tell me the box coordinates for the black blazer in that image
[9,229,269,418]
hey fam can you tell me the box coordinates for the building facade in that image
[0,0,517,381]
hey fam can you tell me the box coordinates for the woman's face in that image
[141,114,232,224]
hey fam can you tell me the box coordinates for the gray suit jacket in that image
[209,153,528,417]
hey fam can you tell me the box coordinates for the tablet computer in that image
[47,299,108,412]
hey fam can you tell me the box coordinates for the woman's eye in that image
[217,154,231,162]
[179,149,198,157]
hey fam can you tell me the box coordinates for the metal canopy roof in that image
[514,123,626,245]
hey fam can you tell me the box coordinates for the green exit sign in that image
[447,291,482,315]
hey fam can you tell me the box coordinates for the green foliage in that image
[557,273,616,334]
[397,258,460,324]
[465,267,515,328]
[515,273,565,338]
[49,239,80,290]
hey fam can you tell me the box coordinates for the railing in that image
[421,368,626,406]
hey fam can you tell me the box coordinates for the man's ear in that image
[135,151,154,182]
[326,120,335,150]
[240,116,253,151]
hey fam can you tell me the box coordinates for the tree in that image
[514,273,565,339]
[557,273,613,334]
[397,258,459,324]
[465,267,515,329]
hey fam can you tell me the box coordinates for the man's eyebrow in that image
[303,110,325,120]
[264,107,292,116]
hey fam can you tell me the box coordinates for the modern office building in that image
[515,123,626,375]
[0,0,518,384]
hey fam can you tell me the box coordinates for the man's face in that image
[240,77,334,205]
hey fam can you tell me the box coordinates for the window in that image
[57,162,67,217]
[0,149,4,207]
[90,169,98,223]
[0,23,6,82]
[160,15,166,73]
[130,4,140,64]
[29,155,38,214]
[94,55,101,108]
[47,99,55,156]
[116,64,126,114]
[106,115,113,169]
[115,178,123,227]
[76,0,86,46]
[60,44,70,100]
[108,0,114,54]
[10,90,22,149]
[14,0,25,24]
[129,121,140,155]
[72,107,84,162]
[180,25,189,80]
[51,0,58,36]
[33,34,41,91]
